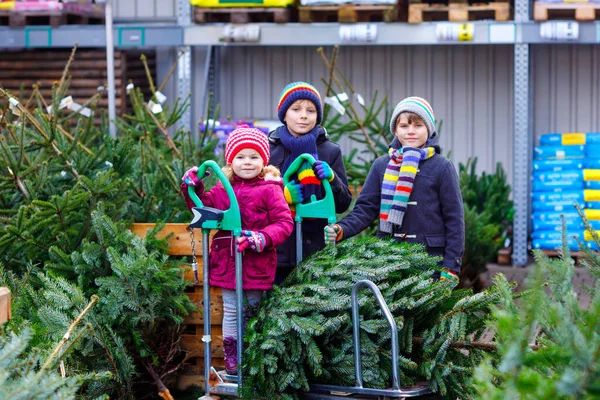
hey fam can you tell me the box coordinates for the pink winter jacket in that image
[181,175,293,290]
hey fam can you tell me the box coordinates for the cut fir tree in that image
[242,237,516,400]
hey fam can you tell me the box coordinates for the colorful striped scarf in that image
[380,147,435,234]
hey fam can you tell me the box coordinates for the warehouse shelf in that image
[0,23,183,48]
[2,0,599,266]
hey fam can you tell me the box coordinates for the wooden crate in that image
[533,2,600,21]
[0,287,11,324]
[0,49,155,118]
[408,2,510,23]
[298,4,396,23]
[0,10,104,27]
[194,6,291,23]
[130,223,224,389]
[540,249,587,265]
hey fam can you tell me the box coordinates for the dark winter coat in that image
[181,175,293,290]
[268,125,353,271]
[337,135,464,273]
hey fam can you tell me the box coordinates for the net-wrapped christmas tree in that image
[242,237,515,399]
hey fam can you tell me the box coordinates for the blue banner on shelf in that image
[531,230,584,240]
[586,202,600,209]
[533,169,583,182]
[533,211,581,221]
[533,200,583,212]
[532,180,585,192]
[532,238,599,251]
[533,159,584,171]
[586,181,600,189]
[587,144,600,158]
[534,145,585,160]
[532,219,582,231]
[539,133,600,146]
[584,159,600,169]
[531,191,583,203]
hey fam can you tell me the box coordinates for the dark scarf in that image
[279,125,322,201]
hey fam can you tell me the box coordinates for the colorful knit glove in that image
[182,166,200,186]
[313,160,335,182]
[237,230,266,253]
[324,224,343,244]
[440,269,458,281]
[284,180,304,205]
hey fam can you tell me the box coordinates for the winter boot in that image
[223,336,238,375]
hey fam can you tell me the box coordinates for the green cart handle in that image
[187,160,242,236]
[282,153,336,224]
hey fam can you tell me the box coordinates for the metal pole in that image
[234,241,244,389]
[351,280,400,391]
[512,0,531,267]
[104,0,117,138]
[296,221,303,265]
[202,231,211,395]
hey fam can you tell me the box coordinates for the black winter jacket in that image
[337,135,464,273]
[269,125,352,270]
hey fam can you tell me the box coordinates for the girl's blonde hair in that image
[222,164,281,183]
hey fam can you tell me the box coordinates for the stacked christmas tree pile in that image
[532,132,600,251]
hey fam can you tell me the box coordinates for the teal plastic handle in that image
[282,153,336,224]
[187,160,242,236]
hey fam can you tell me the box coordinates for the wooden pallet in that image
[298,4,396,23]
[0,10,104,27]
[194,6,291,23]
[130,224,224,390]
[540,249,587,265]
[533,2,600,21]
[408,2,509,23]
[0,49,155,118]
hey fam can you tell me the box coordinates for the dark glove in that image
[237,230,266,253]
[313,160,335,182]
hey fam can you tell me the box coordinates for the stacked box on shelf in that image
[532,132,600,252]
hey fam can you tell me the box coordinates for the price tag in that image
[339,24,377,43]
[221,25,261,43]
[436,23,474,42]
[540,21,579,41]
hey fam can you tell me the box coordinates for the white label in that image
[8,98,20,116]
[222,25,261,43]
[8,97,19,107]
[489,24,516,43]
[339,24,377,43]
[59,96,73,110]
[324,96,346,115]
[154,90,167,105]
[126,83,134,94]
[540,21,579,41]
[336,92,349,102]
[354,93,365,106]
[148,100,163,114]
[436,23,474,42]
[68,101,93,118]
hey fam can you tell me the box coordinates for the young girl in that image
[325,97,464,277]
[268,82,353,282]
[181,125,293,375]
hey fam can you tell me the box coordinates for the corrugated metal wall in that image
[533,45,600,139]
[113,0,176,20]
[191,45,515,181]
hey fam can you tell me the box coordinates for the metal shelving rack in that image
[1,0,597,265]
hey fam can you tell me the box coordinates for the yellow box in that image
[0,2,15,10]
[584,230,599,241]
[585,209,600,220]
[562,133,586,145]
[191,0,293,8]
[584,190,600,202]
[584,169,600,181]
